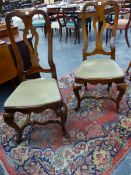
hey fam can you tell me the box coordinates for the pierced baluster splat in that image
[6,9,56,80]
[23,22,40,74]
[93,4,107,51]
[82,1,119,59]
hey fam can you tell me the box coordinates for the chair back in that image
[5,9,57,81]
[82,1,119,60]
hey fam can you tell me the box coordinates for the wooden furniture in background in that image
[0,23,19,38]
[62,7,78,44]
[47,7,66,41]
[3,9,69,144]
[106,7,131,47]
[0,22,40,79]
[0,22,36,84]
[0,40,17,84]
[73,1,126,111]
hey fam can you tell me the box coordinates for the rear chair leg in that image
[106,29,109,45]
[116,83,126,110]
[89,21,91,32]
[73,83,82,111]
[59,28,62,42]
[65,28,68,43]
[125,29,130,47]
[84,82,87,91]
[74,28,77,44]
[107,83,112,91]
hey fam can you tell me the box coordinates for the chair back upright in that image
[82,1,119,61]
[5,9,57,81]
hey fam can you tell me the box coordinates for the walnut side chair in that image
[4,9,69,144]
[73,1,126,111]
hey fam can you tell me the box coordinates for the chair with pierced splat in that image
[73,1,126,111]
[4,9,69,144]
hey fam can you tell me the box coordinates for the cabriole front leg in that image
[3,113,22,144]
[55,103,69,138]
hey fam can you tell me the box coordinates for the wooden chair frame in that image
[4,9,69,143]
[73,1,126,111]
[106,7,131,47]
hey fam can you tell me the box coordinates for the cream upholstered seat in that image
[75,58,124,80]
[4,78,61,108]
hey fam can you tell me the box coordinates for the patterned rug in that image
[0,144,18,175]
[0,74,131,175]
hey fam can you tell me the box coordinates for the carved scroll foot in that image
[56,103,69,138]
[73,83,82,111]
[3,113,22,144]
[116,83,126,110]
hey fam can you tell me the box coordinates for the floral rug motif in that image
[0,74,131,175]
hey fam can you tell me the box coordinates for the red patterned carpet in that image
[0,74,130,175]
[0,145,18,175]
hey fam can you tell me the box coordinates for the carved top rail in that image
[82,1,119,60]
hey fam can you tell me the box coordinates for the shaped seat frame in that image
[3,9,69,144]
[73,1,126,111]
